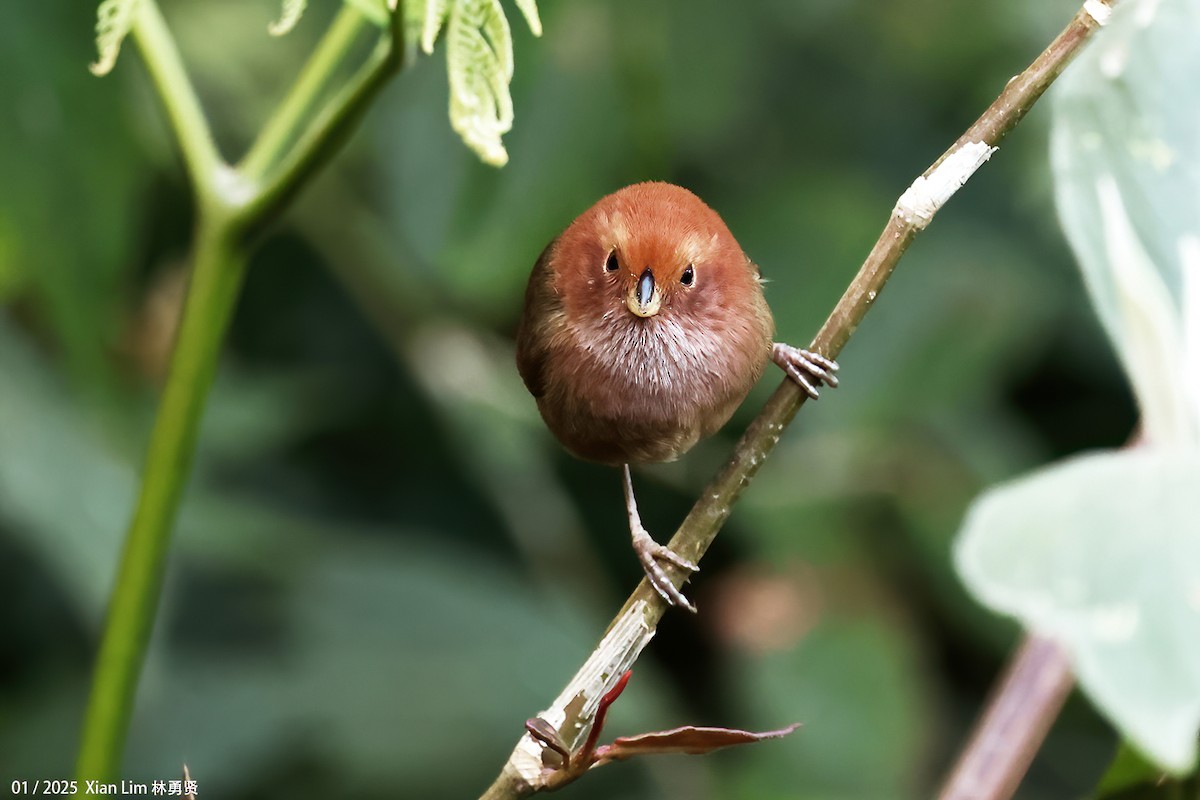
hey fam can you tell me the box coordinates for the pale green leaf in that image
[1051,0,1200,445]
[89,0,139,77]
[445,0,515,166]
[955,449,1200,773]
[514,0,542,37]
[956,0,1200,772]
[268,0,306,36]
[421,0,450,53]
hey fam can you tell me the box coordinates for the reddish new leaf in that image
[579,669,632,763]
[593,722,802,764]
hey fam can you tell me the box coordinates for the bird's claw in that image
[631,526,698,612]
[772,343,839,399]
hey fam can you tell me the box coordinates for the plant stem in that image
[478,2,1116,797]
[75,215,246,782]
[245,6,404,231]
[131,0,222,194]
[240,5,369,182]
[75,2,406,784]
[937,635,1075,800]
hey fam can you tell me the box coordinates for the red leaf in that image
[579,669,632,762]
[593,722,801,764]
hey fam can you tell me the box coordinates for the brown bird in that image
[516,182,837,611]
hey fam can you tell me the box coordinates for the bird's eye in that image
[605,250,620,273]
[680,265,695,286]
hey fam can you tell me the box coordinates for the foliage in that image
[268,0,308,36]
[956,0,1200,776]
[423,0,542,166]
[91,0,139,76]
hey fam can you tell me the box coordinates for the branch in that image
[239,5,370,181]
[242,6,405,232]
[75,222,247,784]
[76,3,407,785]
[479,2,1116,797]
[130,0,223,196]
[937,635,1075,800]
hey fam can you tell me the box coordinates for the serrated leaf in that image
[594,723,802,764]
[421,0,450,53]
[90,0,139,77]
[955,449,1200,773]
[445,0,515,166]
[1051,0,1200,445]
[514,0,541,37]
[268,0,306,36]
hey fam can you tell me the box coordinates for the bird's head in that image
[551,182,757,329]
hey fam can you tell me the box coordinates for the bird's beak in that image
[626,267,661,318]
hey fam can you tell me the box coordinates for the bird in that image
[516,182,838,611]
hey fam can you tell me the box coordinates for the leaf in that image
[1096,748,1200,800]
[1051,0,1200,444]
[421,0,451,53]
[594,723,802,764]
[956,0,1200,776]
[1096,743,1173,797]
[513,0,541,37]
[445,0,514,166]
[0,320,134,618]
[955,449,1200,773]
[417,0,543,166]
[90,0,139,76]
[267,0,306,36]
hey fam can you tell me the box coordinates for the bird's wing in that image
[515,237,561,399]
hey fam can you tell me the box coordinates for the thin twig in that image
[479,2,1115,797]
[937,635,1075,800]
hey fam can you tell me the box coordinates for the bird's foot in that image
[631,525,698,612]
[772,343,839,399]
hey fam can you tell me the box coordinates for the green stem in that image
[240,6,369,182]
[131,0,223,195]
[75,1,406,784]
[75,214,246,783]
[245,6,405,229]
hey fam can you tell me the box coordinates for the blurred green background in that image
[0,1,1137,797]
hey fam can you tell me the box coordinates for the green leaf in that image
[726,620,931,799]
[1096,742,1172,796]
[955,449,1200,773]
[1051,0,1200,445]
[90,0,139,77]
[267,0,307,36]
[956,0,1200,777]
[416,0,542,166]
[420,0,451,53]
[513,0,541,37]
[0,320,133,618]
[445,0,514,165]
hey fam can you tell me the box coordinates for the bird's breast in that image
[585,313,712,396]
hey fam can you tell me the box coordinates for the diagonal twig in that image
[479,2,1117,798]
